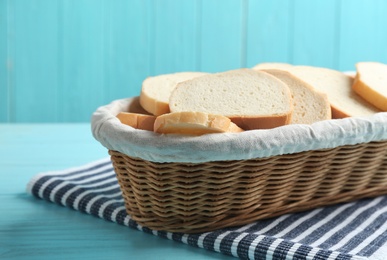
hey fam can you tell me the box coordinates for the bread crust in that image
[230,114,291,130]
[129,96,153,115]
[154,112,244,135]
[353,79,387,111]
[330,106,350,119]
[139,89,170,116]
[353,62,387,111]
[116,112,156,131]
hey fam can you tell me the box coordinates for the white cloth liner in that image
[91,97,387,163]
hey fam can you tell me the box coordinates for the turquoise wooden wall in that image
[1,0,387,123]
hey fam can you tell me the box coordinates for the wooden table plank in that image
[0,124,233,260]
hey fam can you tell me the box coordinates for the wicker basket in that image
[92,97,387,233]
[109,140,387,233]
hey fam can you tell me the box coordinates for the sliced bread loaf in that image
[263,69,331,124]
[116,112,156,131]
[154,111,244,135]
[169,69,293,130]
[353,62,387,111]
[140,72,208,116]
[285,66,381,118]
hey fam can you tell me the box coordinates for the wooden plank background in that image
[1,0,387,123]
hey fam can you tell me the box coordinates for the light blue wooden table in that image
[0,124,234,260]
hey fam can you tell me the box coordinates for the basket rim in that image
[92,97,387,163]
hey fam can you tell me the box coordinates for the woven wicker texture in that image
[109,140,387,233]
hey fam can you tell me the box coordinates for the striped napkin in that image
[27,158,387,260]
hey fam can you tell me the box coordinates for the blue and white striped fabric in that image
[27,158,387,260]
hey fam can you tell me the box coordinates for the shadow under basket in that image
[109,140,387,233]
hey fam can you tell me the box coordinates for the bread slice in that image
[140,72,208,116]
[353,62,387,111]
[154,111,244,135]
[263,69,331,124]
[285,66,381,118]
[252,62,294,71]
[169,69,293,130]
[127,96,153,115]
[116,112,156,131]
